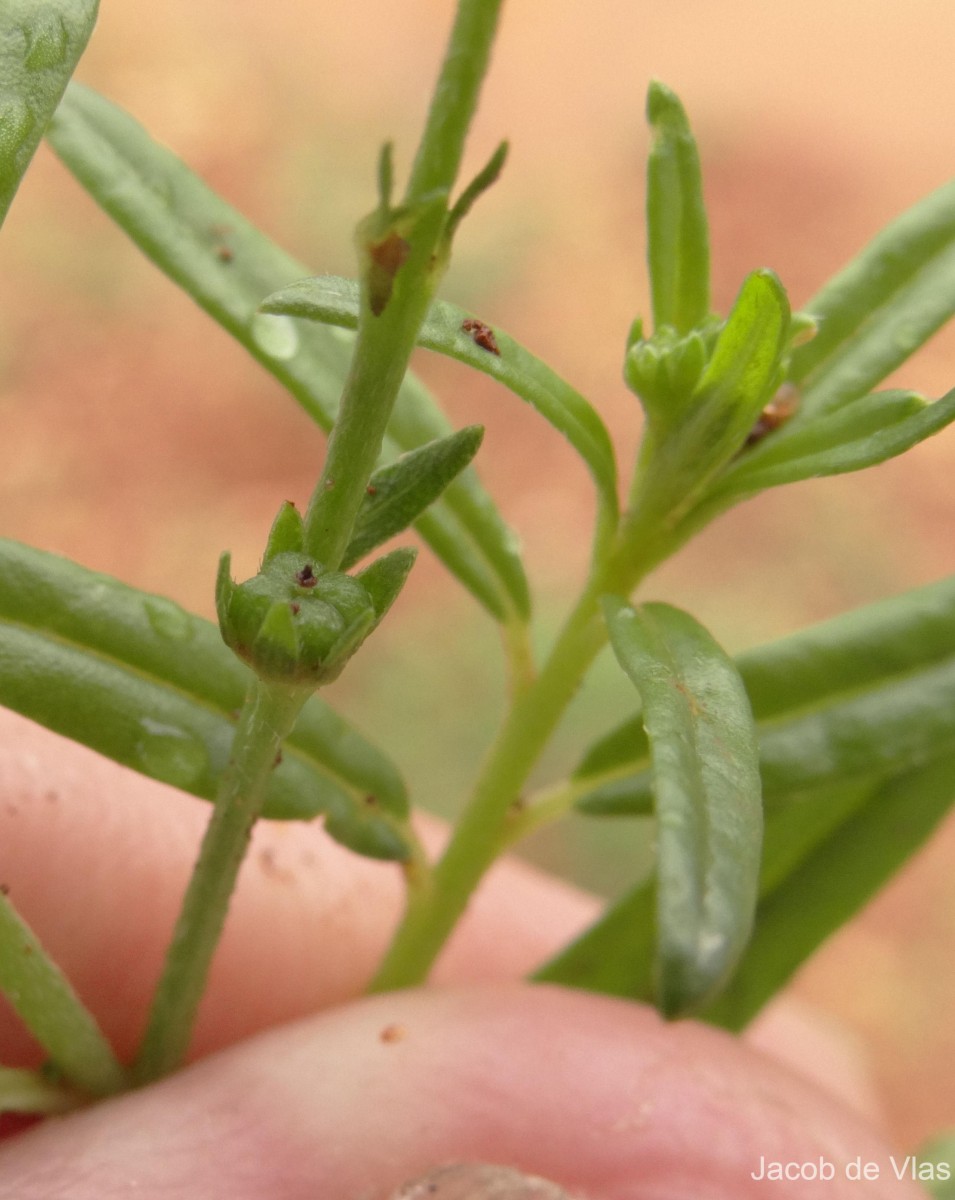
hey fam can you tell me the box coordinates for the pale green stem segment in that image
[0,892,126,1097]
[370,580,608,988]
[304,0,504,569]
[133,679,306,1084]
[369,531,663,991]
[137,0,503,1081]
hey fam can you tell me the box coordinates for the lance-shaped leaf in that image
[0,0,98,229]
[535,877,656,1001]
[45,83,528,624]
[0,890,125,1097]
[575,644,955,820]
[645,80,710,335]
[575,570,955,815]
[790,177,955,416]
[537,758,945,1012]
[0,539,412,860]
[701,754,955,1030]
[543,576,955,1014]
[706,385,955,504]
[342,425,483,569]
[260,274,619,523]
[602,598,763,1017]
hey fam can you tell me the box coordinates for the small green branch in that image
[138,0,506,1087]
[369,575,610,991]
[133,679,306,1084]
[0,892,126,1097]
[303,0,504,569]
[368,512,684,992]
[403,1,504,205]
[500,779,587,848]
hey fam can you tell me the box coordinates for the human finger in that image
[0,707,596,1063]
[0,984,923,1200]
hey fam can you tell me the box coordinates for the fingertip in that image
[0,985,923,1199]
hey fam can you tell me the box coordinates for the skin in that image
[0,708,924,1199]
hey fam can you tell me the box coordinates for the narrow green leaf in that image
[534,879,655,1000]
[575,647,955,818]
[711,386,955,501]
[0,539,412,859]
[0,891,125,1096]
[690,270,789,440]
[260,274,619,521]
[575,570,955,815]
[0,0,98,229]
[444,138,508,246]
[356,547,417,624]
[45,83,529,624]
[735,571,955,718]
[790,178,955,415]
[702,754,955,1030]
[645,80,710,333]
[263,500,305,562]
[534,773,875,1005]
[342,426,484,569]
[602,598,763,1016]
[550,581,955,1019]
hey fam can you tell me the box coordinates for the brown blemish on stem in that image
[367,231,411,315]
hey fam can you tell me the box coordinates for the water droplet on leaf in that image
[136,719,209,791]
[250,312,300,361]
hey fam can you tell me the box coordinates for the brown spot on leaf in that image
[461,317,501,356]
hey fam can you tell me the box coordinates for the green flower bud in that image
[216,550,376,687]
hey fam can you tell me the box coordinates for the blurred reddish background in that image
[1,0,953,1147]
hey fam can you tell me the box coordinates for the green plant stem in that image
[133,679,306,1084]
[136,0,503,1086]
[304,0,504,569]
[501,777,595,848]
[368,501,690,993]
[369,580,608,990]
[0,893,126,1097]
[369,515,664,988]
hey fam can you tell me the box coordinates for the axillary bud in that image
[216,550,375,686]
